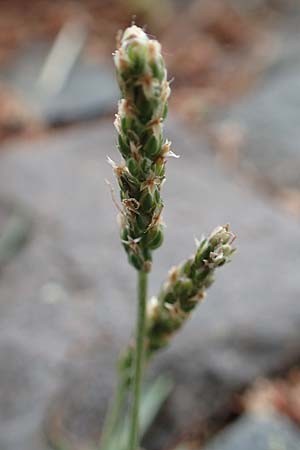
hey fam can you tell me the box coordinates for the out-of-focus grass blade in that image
[50,376,173,450]
[172,446,191,450]
[0,213,31,267]
[139,374,173,436]
[104,375,173,450]
[48,438,71,450]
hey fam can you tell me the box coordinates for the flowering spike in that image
[111,25,172,272]
[145,225,236,351]
[120,225,236,384]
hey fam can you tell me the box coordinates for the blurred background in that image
[0,1,300,450]
[1,0,300,211]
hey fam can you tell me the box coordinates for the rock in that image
[225,0,299,15]
[0,42,118,126]
[0,120,300,450]
[202,413,300,450]
[212,23,300,192]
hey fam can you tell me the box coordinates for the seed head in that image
[110,25,172,271]
[145,225,236,351]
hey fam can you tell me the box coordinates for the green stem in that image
[128,270,148,450]
[100,371,127,449]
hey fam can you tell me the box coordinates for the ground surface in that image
[0,118,300,450]
[0,0,294,141]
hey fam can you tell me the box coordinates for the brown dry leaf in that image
[242,370,300,425]
[211,121,246,170]
[275,188,300,219]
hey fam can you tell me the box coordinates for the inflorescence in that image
[110,25,176,272]
[120,224,236,385]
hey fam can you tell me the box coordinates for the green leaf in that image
[0,212,31,267]
[102,375,173,450]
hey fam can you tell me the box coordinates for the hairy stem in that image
[128,270,148,450]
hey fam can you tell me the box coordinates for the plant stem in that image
[100,370,127,449]
[128,270,148,450]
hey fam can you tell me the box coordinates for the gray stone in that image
[0,120,300,450]
[202,413,300,450]
[226,0,300,15]
[0,42,118,126]
[212,28,300,191]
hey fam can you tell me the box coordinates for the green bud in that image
[150,61,165,82]
[141,192,154,212]
[163,290,177,304]
[127,157,139,177]
[144,135,160,158]
[142,247,152,263]
[195,241,210,266]
[222,244,235,258]
[139,97,154,122]
[204,274,215,289]
[127,43,146,74]
[136,213,149,232]
[177,278,193,300]
[118,134,130,158]
[209,225,234,247]
[148,330,170,351]
[162,103,168,119]
[128,253,143,271]
[155,160,165,177]
[141,157,152,173]
[194,268,209,284]
[180,297,198,313]
[181,258,193,276]
[147,226,164,250]
[121,116,129,134]
[120,227,129,242]
[154,188,160,204]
